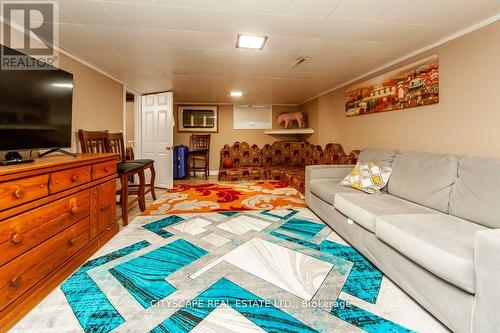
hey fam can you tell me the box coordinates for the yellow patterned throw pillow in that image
[340,162,393,194]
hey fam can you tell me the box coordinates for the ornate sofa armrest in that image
[473,228,500,333]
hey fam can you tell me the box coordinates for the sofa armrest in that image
[472,228,500,333]
[305,165,354,204]
[305,164,355,182]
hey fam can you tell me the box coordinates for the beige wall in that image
[301,21,500,158]
[173,104,302,170]
[2,23,124,154]
[58,55,124,152]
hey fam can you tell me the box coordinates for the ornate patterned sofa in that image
[219,141,359,193]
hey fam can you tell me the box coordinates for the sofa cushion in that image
[450,156,500,229]
[388,151,458,213]
[281,167,306,193]
[375,214,487,293]
[334,193,436,233]
[218,167,266,181]
[309,179,360,205]
[358,148,398,168]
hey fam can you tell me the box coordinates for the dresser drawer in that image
[0,175,49,212]
[92,160,117,180]
[0,190,90,266]
[0,217,89,311]
[50,166,91,193]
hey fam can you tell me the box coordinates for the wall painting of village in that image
[345,55,439,117]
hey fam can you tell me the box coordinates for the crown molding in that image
[300,13,500,105]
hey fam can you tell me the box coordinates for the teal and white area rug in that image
[13,208,449,333]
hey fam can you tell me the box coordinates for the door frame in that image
[134,93,142,160]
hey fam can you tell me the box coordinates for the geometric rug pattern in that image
[12,184,449,333]
[142,181,306,215]
[12,208,449,333]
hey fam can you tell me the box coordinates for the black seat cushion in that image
[189,149,209,155]
[117,161,143,174]
[129,159,154,165]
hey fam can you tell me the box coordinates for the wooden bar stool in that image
[78,129,145,226]
[189,134,211,180]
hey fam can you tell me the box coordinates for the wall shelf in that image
[264,128,314,135]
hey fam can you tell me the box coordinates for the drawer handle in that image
[13,188,24,199]
[70,201,78,214]
[100,203,111,211]
[104,167,111,172]
[69,238,76,246]
[11,276,21,287]
[71,175,79,182]
[11,233,24,244]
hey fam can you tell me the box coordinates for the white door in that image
[140,92,174,189]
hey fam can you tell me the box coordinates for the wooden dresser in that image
[0,154,119,331]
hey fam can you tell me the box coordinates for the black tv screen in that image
[0,46,73,152]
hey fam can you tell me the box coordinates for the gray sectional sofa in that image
[305,148,500,333]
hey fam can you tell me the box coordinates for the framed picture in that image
[177,105,218,133]
[345,55,439,117]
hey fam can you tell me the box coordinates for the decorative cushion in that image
[340,162,392,194]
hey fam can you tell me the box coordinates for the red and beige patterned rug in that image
[142,181,306,215]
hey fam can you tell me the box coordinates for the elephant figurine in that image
[277,111,307,129]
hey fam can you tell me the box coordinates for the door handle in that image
[166,146,173,150]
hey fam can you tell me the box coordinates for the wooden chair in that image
[189,134,211,180]
[108,132,157,205]
[78,129,145,226]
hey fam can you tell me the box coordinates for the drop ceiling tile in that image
[84,25,133,44]
[59,23,97,44]
[377,0,477,26]
[264,36,308,52]
[153,0,339,17]
[287,0,342,17]
[59,0,121,26]
[312,18,361,40]
[60,41,123,58]
[442,0,500,28]
[330,0,390,20]
[125,28,171,45]
[163,30,235,49]
[349,21,434,42]
[101,2,166,28]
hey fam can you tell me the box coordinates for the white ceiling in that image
[56,0,500,104]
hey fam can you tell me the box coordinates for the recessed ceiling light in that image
[236,34,268,50]
[230,91,243,97]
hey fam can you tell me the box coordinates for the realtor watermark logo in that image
[1,1,59,70]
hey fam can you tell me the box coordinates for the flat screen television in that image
[0,45,73,152]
